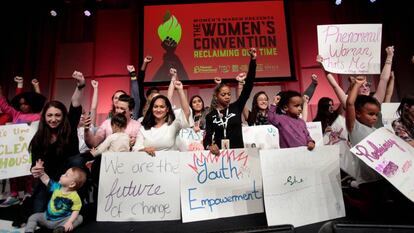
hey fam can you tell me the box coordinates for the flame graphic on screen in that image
[157,11,182,44]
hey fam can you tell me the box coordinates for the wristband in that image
[130,71,137,80]
[77,83,86,90]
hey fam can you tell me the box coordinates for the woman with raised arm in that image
[6,72,87,228]
[203,48,257,155]
[132,70,192,156]
[127,55,152,119]
[317,46,394,107]
[29,71,85,215]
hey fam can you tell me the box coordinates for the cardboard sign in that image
[176,128,205,151]
[260,145,345,227]
[350,127,414,202]
[317,24,382,74]
[323,115,357,178]
[307,121,323,146]
[97,151,181,221]
[242,125,279,149]
[180,149,264,222]
[381,103,399,129]
[0,124,35,179]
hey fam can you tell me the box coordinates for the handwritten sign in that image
[350,127,414,202]
[381,103,399,129]
[97,151,181,221]
[317,24,382,74]
[323,115,357,178]
[242,125,279,149]
[0,124,35,179]
[307,122,323,146]
[176,128,205,151]
[260,145,345,227]
[180,149,264,222]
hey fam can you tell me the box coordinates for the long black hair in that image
[247,91,269,126]
[141,95,175,130]
[190,95,205,115]
[190,95,207,129]
[29,100,71,157]
[395,95,414,138]
[11,92,46,113]
[313,97,339,133]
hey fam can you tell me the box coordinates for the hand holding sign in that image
[209,143,220,156]
[317,24,382,74]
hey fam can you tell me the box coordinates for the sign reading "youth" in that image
[180,148,263,222]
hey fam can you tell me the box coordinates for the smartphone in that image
[194,115,201,122]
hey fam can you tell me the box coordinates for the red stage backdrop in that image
[143,0,292,82]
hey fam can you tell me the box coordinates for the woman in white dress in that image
[132,79,192,156]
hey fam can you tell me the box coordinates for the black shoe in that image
[53,226,65,233]
[12,218,25,228]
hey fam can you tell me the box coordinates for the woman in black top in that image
[29,72,85,213]
[204,48,257,155]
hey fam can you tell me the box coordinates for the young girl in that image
[203,48,257,155]
[90,113,130,156]
[392,95,414,147]
[245,91,269,126]
[0,84,45,124]
[345,76,390,218]
[190,95,207,131]
[0,79,45,208]
[268,90,315,150]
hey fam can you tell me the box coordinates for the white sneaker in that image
[21,192,32,202]
[0,196,20,207]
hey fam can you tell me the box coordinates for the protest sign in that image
[317,24,382,74]
[260,145,345,227]
[350,127,414,202]
[323,115,357,178]
[180,149,263,222]
[0,124,35,179]
[176,128,204,151]
[242,125,279,149]
[97,151,181,221]
[307,121,323,146]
